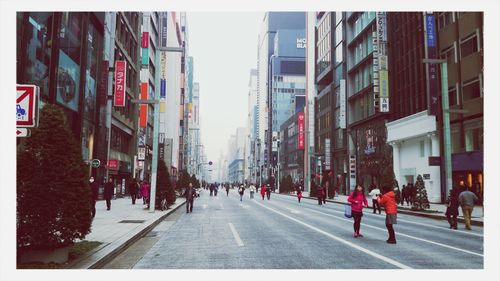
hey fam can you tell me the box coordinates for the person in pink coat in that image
[141,180,150,207]
[347,184,369,238]
[260,184,266,200]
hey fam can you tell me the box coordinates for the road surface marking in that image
[275,195,483,238]
[286,207,300,214]
[228,223,244,247]
[303,207,484,257]
[202,204,208,209]
[253,200,411,269]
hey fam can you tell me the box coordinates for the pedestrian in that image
[322,184,327,204]
[347,184,369,238]
[368,185,381,214]
[103,177,114,211]
[297,188,302,203]
[226,184,230,196]
[238,184,245,201]
[458,185,478,230]
[129,178,139,205]
[317,185,323,205]
[209,184,214,196]
[261,184,266,200]
[249,184,255,199]
[184,182,196,213]
[266,184,272,200]
[141,180,150,207]
[89,177,98,218]
[377,186,398,244]
[214,184,218,196]
[409,183,416,206]
[445,187,460,230]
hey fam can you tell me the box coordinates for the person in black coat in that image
[89,177,99,218]
[104,177,114,211]
[446,187,460,229]
[129,178,139,204]
[265,184,272,200]
[184,183,196,213]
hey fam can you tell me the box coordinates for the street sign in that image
[90,159,101,168]
[108,159,119,170]
[16,128,30,137]
[138,147,146,160]
[428,156,441,166]
[17,85,39,128]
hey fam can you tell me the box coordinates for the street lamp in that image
[423,58,452,196]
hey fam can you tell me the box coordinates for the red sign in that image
[17,85,39,127]
[140,82,148,128]
[142,32,149,48]
[297,111,305,150]
[114,60,126,107]
[108,159,119,170]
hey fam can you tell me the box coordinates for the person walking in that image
[445,187,460,229]
[214,184,218,196]
[261,184,266,200]
[249,184,255,199]
[297,188,302,203]
[317,185,323,205]
[89,177,98,218]
[184,183,196,213]
[368,185,381,214]
[141,180,150,207]
[266,184,272,200]
[322,185,327,204]
[347,184,369,238]
[238,184,245,202]
[226,184,230,196]
[459,186,478,230]
[377,186,398,244]
[103,177,114,211]
[129,178,139,205]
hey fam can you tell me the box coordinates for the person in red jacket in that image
[377,186,399,244]
[347,184,369,238]
[297,188,303,203]
[260,183,266,200]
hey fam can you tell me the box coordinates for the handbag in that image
[344,204,352,218]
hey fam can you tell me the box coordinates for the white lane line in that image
[202,204,208,209]
[286,207,301,214]
[253,200,411,269]
[302,207,484,257]
[275,195,484,238]
[228,223,244,247]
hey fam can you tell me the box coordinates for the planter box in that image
[19,245,71,264]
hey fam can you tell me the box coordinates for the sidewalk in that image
[67,197,186,269]
[283,192,483,226]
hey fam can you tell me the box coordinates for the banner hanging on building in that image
[425,13,439,116]
[297,111,305,150]
[325,138,331,171]
[160,51,167,98]
[339,79,346,129]
[114,60,126,107]
[140,82,148,128]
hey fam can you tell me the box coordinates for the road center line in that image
[300,206,484,257]
[228,223,244,247]
[253,200,411,269]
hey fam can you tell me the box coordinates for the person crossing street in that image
[238,184,245,202]
[368,185,381,214]
[260,184,266,200]
[377,186,399,244]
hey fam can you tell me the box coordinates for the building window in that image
[460,34,479,59]
[441,44,457,65]
[438,12,454,30]
[464,120,483,152]
[462,78,481,101]
[449,86,458,106]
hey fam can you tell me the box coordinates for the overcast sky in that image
[188,12,264,164]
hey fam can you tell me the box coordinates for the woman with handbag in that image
[347,184,368,238]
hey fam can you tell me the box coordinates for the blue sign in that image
[160,80,166,98]
[426,15,436,48]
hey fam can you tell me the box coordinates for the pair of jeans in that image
[105,198,111,210]
[462,206,474,229]
[131,194,137,204]
[372,199,381,213]
[352,211,363,233]
[386,223,396,241]
[186,199,194,213]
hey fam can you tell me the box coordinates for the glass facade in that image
[316,13,331,75]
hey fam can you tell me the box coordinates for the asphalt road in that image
[108,189,483,269]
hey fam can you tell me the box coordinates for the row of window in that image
[440,32,480,64]
[448,76,482,105]
[353,12,376,39]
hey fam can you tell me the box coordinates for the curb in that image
[280,193,483,227]
[68,199,186,269]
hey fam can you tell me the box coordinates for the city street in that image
[105,189,483,269]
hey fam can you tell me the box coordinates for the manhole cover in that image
[118,220,145,223]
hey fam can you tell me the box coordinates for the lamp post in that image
[423,58,452,196]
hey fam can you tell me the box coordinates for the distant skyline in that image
[188,12,264,164]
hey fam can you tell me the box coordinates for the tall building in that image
[228,127,247,183]
[314,12,349,195]
[436,12,483,201]
[385,12,442,202]
[257,12,306,186]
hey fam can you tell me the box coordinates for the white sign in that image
[325,138,331,170]
[376,12,387,43]
[349,155,356,190]
[16,85,39,128]
[138,147,146,160]
[160,51,167,80]
[296,38,306,48]
[16,128,30,137]
[339,79,346,129]
[380,97,390,112]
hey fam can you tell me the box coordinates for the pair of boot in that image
[353,232,364,238]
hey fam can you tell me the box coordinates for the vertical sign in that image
[99,60,109,105]
[376,12,389,113]
[141,32,149,66]
[114,60,126,107]
[160,51,167,98]
[426,14,439,116]
[339,79,346,129]
[140,82,148,128]
[349,155,356,189]
[379,70,389,112]
[141,32,149,48]
[325,138,331,171]
[297,112,305,150]
[160,13,168,48]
